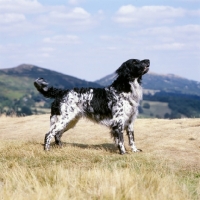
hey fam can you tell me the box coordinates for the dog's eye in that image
[132,59,140,64]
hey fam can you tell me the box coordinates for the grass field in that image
[0,115,199,199]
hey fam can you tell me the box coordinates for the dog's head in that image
[116,59,150,81]
[111,59,150,92]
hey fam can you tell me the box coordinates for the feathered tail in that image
[34,78,67,99]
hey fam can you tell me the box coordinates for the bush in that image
[164,113,170,119]
[143,102,150,109]
[20,106,32,116]
[138,106,143,113]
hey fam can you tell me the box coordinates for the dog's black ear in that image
[116,62,129,77]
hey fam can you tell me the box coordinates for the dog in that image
[34,59,150,154]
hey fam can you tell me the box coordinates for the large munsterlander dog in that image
[34,59,150,154]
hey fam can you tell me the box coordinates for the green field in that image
[140,101,172,118]
[0,74,35,100]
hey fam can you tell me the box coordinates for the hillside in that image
[0,64,100,92]
[0,115,199,199]
[0,64,101,116]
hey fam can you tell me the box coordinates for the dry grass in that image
[0,115,199,199]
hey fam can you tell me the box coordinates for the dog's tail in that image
[34,78,67,99]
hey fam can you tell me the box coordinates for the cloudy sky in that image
[0,0,200,82]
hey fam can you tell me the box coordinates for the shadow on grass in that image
[50,142,118,153]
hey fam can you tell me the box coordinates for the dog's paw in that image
[55,141,63,147]
[120,151,126,155]
[132,149,142,153]
[44,145,50,151]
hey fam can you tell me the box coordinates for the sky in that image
[0,0,200,82]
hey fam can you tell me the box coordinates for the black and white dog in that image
[34,59,150,154]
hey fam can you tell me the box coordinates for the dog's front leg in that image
[113,127,126,155]
[127,125,142,152]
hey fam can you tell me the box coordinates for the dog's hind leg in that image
[54,130,65,146]
[45,129,65,149]
[126,123,142,152]
[50,115,65,146]
[44,113,80,151]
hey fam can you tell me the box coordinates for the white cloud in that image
[68,0,84,5]
[114,5,186,25]
[0,13,26,24]
[99,24,200,53]
[98,10,104,14]
[0,0,43,14]
[152,43,185,50]
[136,25,200,43]
[0,1,94,35]
[43,35,81,45]
[40,47,55,52]
[0,0,45,35]
[49,7,90,20]
[37,7,94,30]
[106,46,118,50]
[188,9,200,16]
[0,43,23,54]
[68,0,79,5]
[40,53,50,58]
[0,16,42,36]
[126,25,200,52]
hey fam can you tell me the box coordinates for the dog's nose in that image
[142,59,150,67]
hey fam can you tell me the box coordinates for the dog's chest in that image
[121,93,139,117]
[121,81,143,116]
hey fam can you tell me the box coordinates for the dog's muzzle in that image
[142,66,149,74]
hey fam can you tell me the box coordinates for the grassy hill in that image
[0,115,199,199]
[1,64,100,89]
[0,64,101,116]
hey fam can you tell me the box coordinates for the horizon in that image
[0,0,200,81]
[1,62,199,83]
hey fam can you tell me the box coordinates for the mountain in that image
[1,64,100,91]
[96,72,200,96]
[0,64,101,116]
[0,64,100,98]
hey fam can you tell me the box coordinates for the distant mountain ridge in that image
[1,64,100,89]
[95,72,200,96]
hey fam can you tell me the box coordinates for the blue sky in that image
[0,0,200,81]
